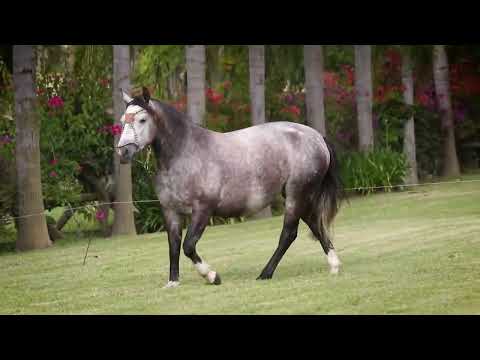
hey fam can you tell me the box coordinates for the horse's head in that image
[117,87,158,164]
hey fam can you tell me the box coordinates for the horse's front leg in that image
[183,203,221,285]
[163,209,183,288]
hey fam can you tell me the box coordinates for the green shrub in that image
[131,149,165,234]
[339,149,408,194]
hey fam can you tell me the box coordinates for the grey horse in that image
[117,88,343,288]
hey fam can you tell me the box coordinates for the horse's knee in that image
[183,242,195,258]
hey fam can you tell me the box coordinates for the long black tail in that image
[311,137,344,248]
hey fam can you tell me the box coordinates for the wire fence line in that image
[1,178,480,224]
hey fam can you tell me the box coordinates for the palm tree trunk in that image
[432,45,461,177]
[401,51,419,184]
[112,45,137,236]
[13,45,51,251]
[186,45,206,126]
[249,45,272,219]
[354,45,374,152]
[304,45,326,135]
[207,45,225,87]
[130,45,140,73]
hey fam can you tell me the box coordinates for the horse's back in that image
[217,121,330,175]
[211,121,330,216]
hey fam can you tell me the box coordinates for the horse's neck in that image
[152,111,211,169]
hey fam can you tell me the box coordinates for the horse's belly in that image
[215,177,284,217]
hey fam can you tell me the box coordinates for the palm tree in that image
[249,45,272,219]
[304,45,326,135]
[13,45,51,251]
[354,45,374,152]
[401,49,419,183]
[186,45,206,126]
[111,45,137,237]
[432,45,461,177]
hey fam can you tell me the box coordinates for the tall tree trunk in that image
[249,45,272,219]
[401,51,419,184]
[207,45,225,88]
[304,45,326,135]
[186,45,206,126]
[130,45,140,73]
[112,45,137,236]
[13,45,51,251]
[354,45,374,152]
[432,45,461,177]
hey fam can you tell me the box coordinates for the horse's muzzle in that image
[117,144,138,164]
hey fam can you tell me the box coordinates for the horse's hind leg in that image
[183,203,221,285]
[301,211,341,275]
[257,200,301,280]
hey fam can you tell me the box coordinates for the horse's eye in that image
[139,119,146,124]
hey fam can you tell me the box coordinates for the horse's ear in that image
[142,86,151,104]
[121,88,133,104]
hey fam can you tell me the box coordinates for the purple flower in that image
[285,94,294,104]
[95,210,106,222]
[0,135,13,145]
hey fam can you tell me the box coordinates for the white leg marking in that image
[327,250,341,275]
[195,262,210,276]
[163,281,180,288]
[194,262,218,284]
[207,271,217,284]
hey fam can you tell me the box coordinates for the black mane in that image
[148,98,192,168]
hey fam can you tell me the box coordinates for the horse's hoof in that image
[213,273,221,285]
[207,271,221,285]
[163,281,180,289]
[256,274,272,280]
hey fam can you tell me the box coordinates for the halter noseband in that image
[121,98,149,148]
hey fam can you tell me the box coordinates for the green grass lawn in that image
[1,175,479,314]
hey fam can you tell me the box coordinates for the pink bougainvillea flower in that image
[49,171,58,177]
[340,65,355,86]
[417,93,430,107]
[280,105,301,118]
[375,86,386,102]
[47,96,64,109]
[96,209,106,222]
[206,88,224,105]
[110,124,123,136]
[50,158,58,165]
[324,72,339,89]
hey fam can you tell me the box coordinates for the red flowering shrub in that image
[47,95,64,108]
